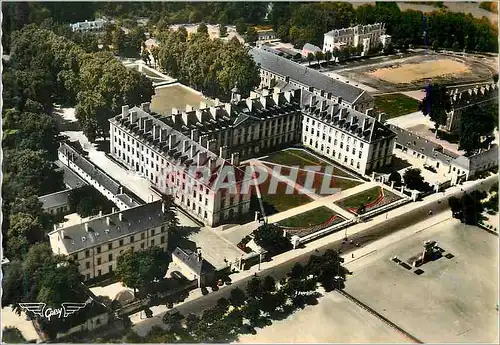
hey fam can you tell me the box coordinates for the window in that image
[98,269,102,276]
[141,243,145,249]
[357,162,360,169]
[141,233,145,240]
[108,243,112,250]
[72,254,78,261]
[97,257,101,265]
[96,247,101,254]
[161,226,165,233]
[85,250,90,258]
[130,235,134,243]
[358,151,362,159]
[86,262,90,269]
[151,239,155,246]
[108,253,113,261]
[151,229,155,236]
[161,236,165,244]
[119,239,124,246]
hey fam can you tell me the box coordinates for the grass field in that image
[374,93,420,118]
[336,187,381,210]
[151,84,214,115]
[278,206,337,228]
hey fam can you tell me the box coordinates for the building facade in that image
[301,92,396,175]
[445,82,498,133]
[109,103,256,226]
[48,201,170,281]
[323,23,386,53]
[70,18,107,32]
[250,48,375,113]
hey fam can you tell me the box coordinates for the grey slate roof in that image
[249,48,368,104]
[51,201,167,254]
[38,190,70,210]
[116,194,140,208]
[60,163,88,190]
[172,247,214,275]
[58,142,121,195]
[452,145,498,171]
[302,90,395,143]
[389,125,458,164]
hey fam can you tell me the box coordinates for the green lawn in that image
[335,187,381,210]
[264,149,354,179]
[374,93,420,119]
[278,206,338,228]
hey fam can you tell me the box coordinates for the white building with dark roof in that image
[323,23,386,53]
[249,48,374,113]
[70,18,107,32]
[171,247,214,287]
[48,201,170,281]
[301,91,396,174]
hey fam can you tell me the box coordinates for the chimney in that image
[208,158,215,172]
[339,108,347,119]
[182,111,189,125]
[319,99,328,112]
[195,109,203,123]
[224,103,232,115]
[196,247,202,261]
[260,96,268,109]
[208,139,217,153]
[361,117,367,131]
[231,152,240,166]
[141,102,151,113]
[190,144,197,159]
[209,106,217,119]
[246,98,253,112]
[118,213,123,221]
[197,151,208,166]
[191,129,199,142]
[152,125,160,140]
[84,223,90,232]
[161,202,166,213]
[99,210,103,217]
[60,230,65,239]
[144,119,153,134]
[182,140,189,154]
[112,207,117,214]
[272,91,281,105]
[122,105,129,119]
[378,112,386,123]
[106,216,110,226]
[130,110,138,123]
[138,116,145,130]
[219,146,228,159]
[168,134,174,149]
[159,129,168,142]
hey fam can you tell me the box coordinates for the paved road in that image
[133,174,497,335]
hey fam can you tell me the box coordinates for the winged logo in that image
[62,302,89,318]
[19,303,46,317]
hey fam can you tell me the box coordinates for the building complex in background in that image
[69,17,108,32]
[323,23,390,55]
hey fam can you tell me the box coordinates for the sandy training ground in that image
[368,59,470,84]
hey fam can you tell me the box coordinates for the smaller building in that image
[257,29,277,41]
[171,247,214,287]
[38,190,71,216]
[302,43,322,57]
[323,23,386,53]
[70,18,107,32]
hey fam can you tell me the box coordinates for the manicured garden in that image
[335,187,401,214]
[278,206,337,228]
[373,93,420,119]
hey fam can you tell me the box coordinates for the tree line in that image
[120,249,347,343]
[155,26,260,100]
[269,2,498,53]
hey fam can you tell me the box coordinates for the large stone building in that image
[109,102,258,226]
[445,82,498,132]
[48,201,170,281]
[301,91,396,174]
[323,23,387,54]
[70,18,107,32]
[249,48,374,113]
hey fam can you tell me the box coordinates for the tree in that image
[452,41,460,51]
[448,196,462,218]
[229,287,246,307]
[460,192,485,225]
[388,171,402,186]
[246,277,264,299]
[288,262,305,280]
[403,168,426,191]
[458,103,497,156]
[314,50,324,67]
[6,212,45,259]
[189,10,202,24]
[324,50,332,65]
[245,27,258,45]
[419,84,451,136]
[493,73,499,84]
[253,223,292,254]
[2,327,27,343]
[307,52,314,66]
[115,247,170,296]
[197,22,208,35]
[219,25,228,38]
[262,276,276,293]
[235,19,247,35]
[68,185,116,218]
